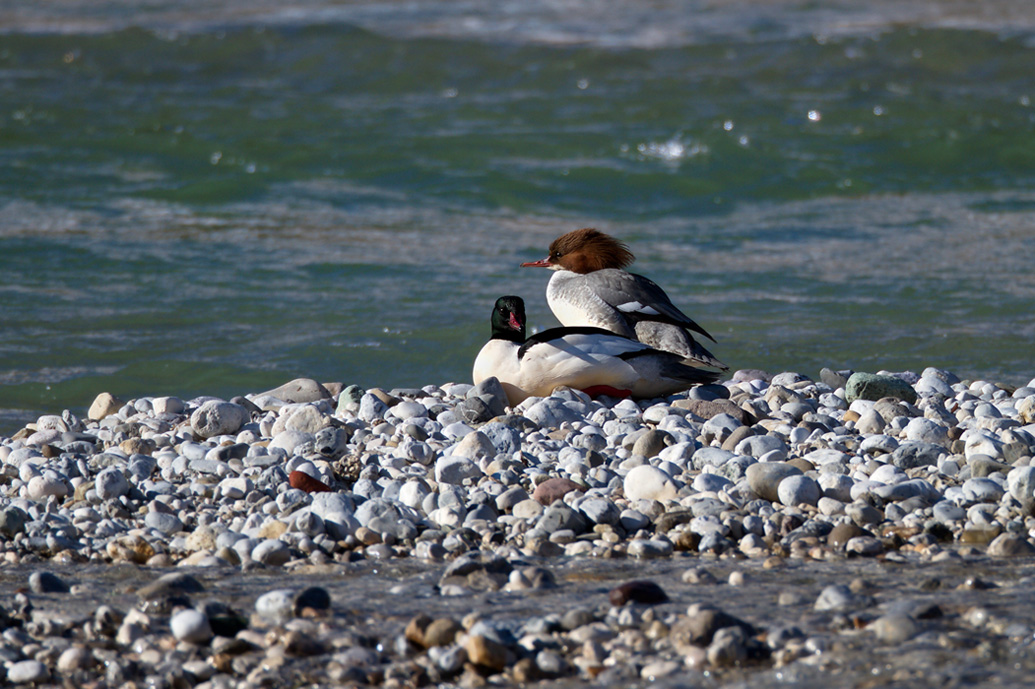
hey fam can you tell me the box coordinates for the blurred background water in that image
[2,0,1034,433]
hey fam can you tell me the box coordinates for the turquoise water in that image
[2,1,1035,433]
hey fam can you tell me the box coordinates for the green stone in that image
[845,372,917,404]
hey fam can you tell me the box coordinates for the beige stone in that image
[88,392,123,421]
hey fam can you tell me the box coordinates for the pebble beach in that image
[3,366,1035,687]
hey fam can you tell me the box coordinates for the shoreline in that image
[2,366,1035,686]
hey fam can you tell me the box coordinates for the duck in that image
[520,228,727,370]
[473,295,720,407]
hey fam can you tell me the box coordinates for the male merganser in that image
[520,228,727,370]
[473,296,720,407]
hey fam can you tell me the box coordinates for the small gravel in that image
[2,366,1035,687]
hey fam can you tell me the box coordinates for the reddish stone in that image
[532,477,584,506]
[289,470,331,493]
[609,580,669,606]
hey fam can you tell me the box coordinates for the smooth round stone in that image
[855,409,887,435]
[524,398,584,427]
[961,478,1005,504]
[256,589,296,620]
[632,430,672,458]
[964,433,1004,460]
[358,393,388,422]
[777,475,821,507]
[0,507,27,538]
[692,447,735,470]
[538,504,587,534]
[872,478,940,503]
[56,646,93,673]
[144,511,184,535]
[95,467,129,500]
[7,660,48,684]
[435,455,483,484]
[745,462,801,503]
[258,378,331,403]
[451,430,498,461]
[533,477,584,506]
[269,429,314,455]
[26,475,69,500]
[87,392,122,421]
[512,499,544,520]
[219,476,253,500]
[295,586,331,612]
[252,539,292,566]
[390,400,428,421]
[702,413,742,442]
[987,533,1035,557]
[814,584,874,612]
[628,539,674,559]
[870,464,904,483]
[903,417,949,446]
[29,570,69,593]
[891,442,945,469]
[152,396,187,415]
[859,434,899,455]
[818,473,854,502]
[933,501,967,523]
[609,580,669,606]
[848,498,881,525]
[170,609,213,644]
[190,400,249,438]
[734,435,787,459]
[693,473,732,493]
[495,487,530,512]
[623,465,678,502]
[619,509,651,532]
[578,497,620,525]
[846,372,917,404]
[870,614,920,644]
[845,536,884,556]
[915,376,954,397]
[1007,466,1035,507]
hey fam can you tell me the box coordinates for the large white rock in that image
[450,431,497,460]
[95,467,129,500]
[190,400,249,438]
[623,465,678,502]
[170,609,212,644]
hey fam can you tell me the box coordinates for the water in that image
[3,0,1035,433]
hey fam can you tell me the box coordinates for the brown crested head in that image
[547,228,634,273]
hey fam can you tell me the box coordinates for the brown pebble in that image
[532,477,584,506]
[987,533,1035,557]
[510,657,542,682]
[282,629,326,656]
[423,618,462,647]
[404,614,431,647]
[609,580,669,606]
[786,457,815,473]
[289,470,331,493]
[671,606,757,648]
[828,522,867,548]
[465,634,509,671]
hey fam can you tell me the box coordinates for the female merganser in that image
[520,228,727,370]
[473,295,720,407]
